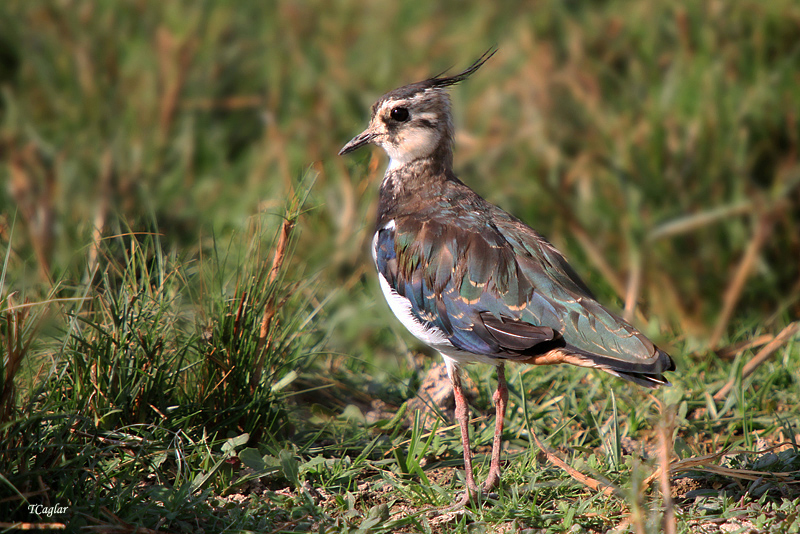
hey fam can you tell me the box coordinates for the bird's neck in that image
[381,156,450,199]
[377,142,461,228]
[383,138,454,188]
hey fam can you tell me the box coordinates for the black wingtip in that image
[615,371,672,389]
[606,348,675,388]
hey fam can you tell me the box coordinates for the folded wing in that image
[374,209,675,387]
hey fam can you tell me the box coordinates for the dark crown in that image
[373,48,497,109]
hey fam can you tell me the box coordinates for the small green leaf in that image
[341,404,365,423]
[280,449,300,488]
[356,504,389,533]
[222,433,250,455]
[238,448,266,470]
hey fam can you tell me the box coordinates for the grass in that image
[1,1,800,532]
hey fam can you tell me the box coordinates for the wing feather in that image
[374,197,674,384]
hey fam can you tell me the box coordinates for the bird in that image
[338,49,675,507]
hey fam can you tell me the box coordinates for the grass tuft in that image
[0,1,799,531]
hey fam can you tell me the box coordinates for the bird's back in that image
[376,174,675,387]
[340,49,673,389]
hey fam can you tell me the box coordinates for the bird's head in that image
[339,49,496,171]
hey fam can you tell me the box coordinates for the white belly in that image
[372,220,497,369]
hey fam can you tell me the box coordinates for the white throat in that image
[383,127,441,172]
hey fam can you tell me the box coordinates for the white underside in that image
[373,220,498,373]
[376,271,495,365]
[376,271,450,346]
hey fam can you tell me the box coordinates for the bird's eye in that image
[390,107,410,122]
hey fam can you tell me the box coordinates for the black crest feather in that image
[374,48,498,107]
[426,47,498,89]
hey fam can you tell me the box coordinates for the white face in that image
[366,92,450,170]
[340,51,494,164]
[338,87,453,168]
[374,105,442,170]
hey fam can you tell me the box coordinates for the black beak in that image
[339,129,377,155]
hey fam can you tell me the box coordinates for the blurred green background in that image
[1,1,800,529]
[2,0,798,354]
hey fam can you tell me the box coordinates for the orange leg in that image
[450,365,479,499]
[483,363,507,491]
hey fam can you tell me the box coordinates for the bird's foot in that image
[481,470,501,494]
[437,484,498,513]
